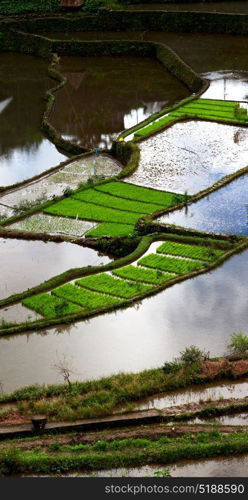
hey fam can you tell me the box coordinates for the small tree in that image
[53,354,76,388]
[228,332,248,354]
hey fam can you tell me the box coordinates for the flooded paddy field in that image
[0,239,110,300]
[134,379,248,411]
[0,248,247,393]
[50,56,189,149]
[77,454,248,477]
[0,154,121,210]
[0,53,66,187]
[127,121,248,194]
[159,174,248,235]
[44,32,248,74]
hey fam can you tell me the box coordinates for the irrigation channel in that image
[1,4,248,477]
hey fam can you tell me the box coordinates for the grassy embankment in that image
[134,99,248,139]
[1,429,248,475]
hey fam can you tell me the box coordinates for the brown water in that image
[50,56,189,149]
[0,248,247,393]
[191,412,248,426]
[133,379,248,411]
[0,53,66,186]
[45,32,248,75]
[0,239,110,300]
[128,2,248,14]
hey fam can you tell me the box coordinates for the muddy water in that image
[0,239,110,300]
[0,53,66,186]
[159,174,248,235]
[128,121,248,194]
[44,32,248,74]
[0,248,248,393]
[50,56,189,149]
[192,412,248,426]
[76,454,248,477]
[133,379,248,411]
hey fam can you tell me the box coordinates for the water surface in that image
[159,174,248,235]
[0,249,248,393]
[0,53,66,186]
[0,239,110,300]
[50,56,189,149]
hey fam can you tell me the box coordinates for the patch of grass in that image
[73,188,162,214]
[52,284,123,309]
[2,430,248,475]
[157,241,223,262]
[44,198,140,224]
[85,223,135,237]
[113,265,175,285]
[135,99,248,137]
[22,293,83,318]
[76,273,153,298]
[95,181,184,207]
[138,254,207,274]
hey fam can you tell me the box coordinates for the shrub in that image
[180,346,209,364]
[162,361,180,374]
[228,332,248,354]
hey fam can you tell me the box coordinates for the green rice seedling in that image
[138,254,207,274]
[44,198,140,224]
[157,241,223,261]
[112,265,175,284]
[85,223,135,237]
[95,181,185,207]
[73,188,162,214]
[52,284,122,309]
[22,293,82,318]
[76,273,153,298]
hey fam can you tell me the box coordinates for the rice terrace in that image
[1,0,248,479]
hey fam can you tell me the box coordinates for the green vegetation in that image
[180,345,209,364]
[157,241,223,262]
[228,332,248,355]
[95,181,184,207]
[85,222,135,237]
[73,188,162,214]
[44,198,140,224]
[113,265,175,285]
[52,283,122,309]
[22,293,82,319]
[138,253,207,274]
[135,99,248,138]
[2,430,248,475]
[0,0,59,15]
[76,273,153,298]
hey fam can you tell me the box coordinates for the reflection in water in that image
[0,53,66,186]
[192,412,248,426]
[159,174,248,236]
[50,56,189,149]
[0,239,110,300]
[44,32,248,75]
[0,249,248,393]
[201,70,248,101]
[134,380,248,411]
[79,454,248,477]
[128,121,248,194]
